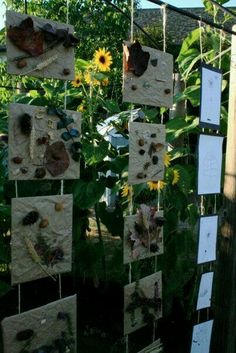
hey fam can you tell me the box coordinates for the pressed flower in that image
[147,180,166,191]
[121,184,132,198]
[172,169,180,185]
[72,73,83,88]
[84,71,100,86]
[93,48,112,72]
[164,153,171,167]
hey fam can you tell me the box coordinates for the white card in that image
[190,320,213,353]
[196,272,214,310]
[197,134,224,195]
[200,64,222,129]
[197,215,218,264]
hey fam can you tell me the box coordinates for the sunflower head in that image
[172,169,180,185]
[121,184,132,198]
[147,181,166,191]
[72,73,83,88]
[94,48,113,72]
[164,153,171,167]
[84,71,100,86]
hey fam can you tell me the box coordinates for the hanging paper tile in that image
[200,64,222,129]
[124,271,162,335]
[196,272,214,310]
[11,194,72,285]
[128,122,166,184]
[1,295,77,353]
[197,215,218,265]
[197,134,224,195]
[6,10,78,80]
[123,204,164,264]
[123,41,173,107]
[137,339,163,353]
[8,103,81,180]
[190,320,213,353]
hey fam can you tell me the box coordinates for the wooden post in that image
[211,25,236,353]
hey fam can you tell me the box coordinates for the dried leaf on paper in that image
[124,41,150,77]
[7,17,44,56]
[44,141,70,177]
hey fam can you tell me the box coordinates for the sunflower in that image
[172,169,180,185]
[94,48,113,72]
[72,73,83,88]
[84,71,100,86]
[121,184,132,198]
[147,181,166,191]
[164,153,171,167]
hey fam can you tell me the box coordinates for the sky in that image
[0,0,236,28]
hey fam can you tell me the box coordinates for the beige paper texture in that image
[128,122,166,184]
[8,103,81,180]
[123,42,173,107]
[123,209,164,264]
[2,295,77,353]
[124,271,162,335]
[11,194,73,285]
[6,10,76,80]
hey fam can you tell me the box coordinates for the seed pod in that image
[150,133,156,138]
[20,167,28,174]
[16,329,34,341]
[16,59,27,69]
[139,149,145,155]
[131,85,137,91]
[39,219,49,228]
[55,202,64,212]
[18,113,32,136]
[138,138,145,147]
[63,68,70,75]
[34,167,46,179]
[137,172,147,179]
[22,211,39,226]
[164,88,171,94]
[12,156,23,164]
[152,155,158,165]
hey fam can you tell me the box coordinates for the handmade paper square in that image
[1,295,77,353]
[8,103,81,180]
[128,122,166,184]
[123,41,173,107]
[124,271,162,335]
[197,215,218,264]
[123,205,164,264]
[200,64,222,129]
[6,10,77,80]
[190,320,213,353]
[11,194,73,284]
[196,272,214,310]
[197,134,224,195]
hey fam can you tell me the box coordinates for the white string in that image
[59,274,62,299]
[219,30,223,69]
[161,4,167,53]
[128,263,132,284]
[197,310,200,324]
[66,0,69,24]
[130,0,134,43]
[198,20,204,62]
[18,284,21,314]
[15,181,18,198]
[125,335,129,353]
[214,195,217,214]
[200,195,204,216]
[60,180,64,195]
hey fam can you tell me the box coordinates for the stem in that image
[94,202,107,283]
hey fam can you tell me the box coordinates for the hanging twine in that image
[18,284,21,314]
[59,274,62,299]
[161,4,167,53]
[219,29,223,69]
[200,195,205,216]
[198,20,204,62]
